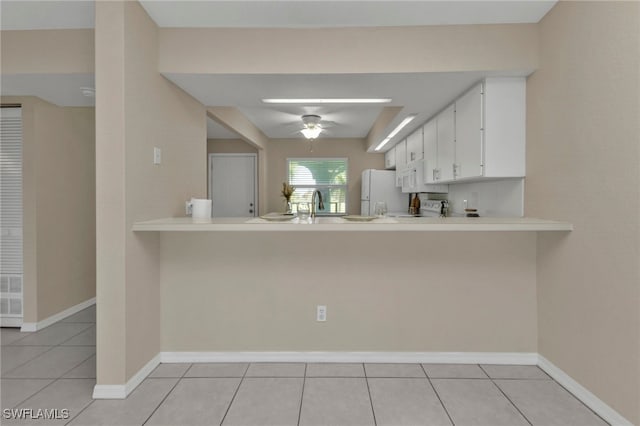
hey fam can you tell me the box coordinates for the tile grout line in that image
[478,364,533,426]
[364,365,378,426]
[141,362,194,425]
[296,363,307,426]
[532,369,611,425]
[9,376,60,409]
[1,345,58,377]
[64,395,96,426]
[420,363,456,426]
[141,378,183,425]
[218,362,250,426]
[1,312,97,425]
[64,402,94,425]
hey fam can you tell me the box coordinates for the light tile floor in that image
[1,306,609,425]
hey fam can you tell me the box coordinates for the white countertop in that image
[132,216,573,232]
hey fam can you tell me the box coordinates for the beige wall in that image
[95,1,206,385]
[266,138,384,215]
[526,2,640,423]
[207,139,258,155]
[161,232,537,353]
[159,25,538,74]
[1,29,94,74]
[1,96,95,323]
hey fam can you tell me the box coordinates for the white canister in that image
[187,198,212,221]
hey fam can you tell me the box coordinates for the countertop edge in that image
[132,217,574,232]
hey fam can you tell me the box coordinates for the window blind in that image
[0,107,23,319]
[287,158,348,215]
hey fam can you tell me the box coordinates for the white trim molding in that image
[160,351,538,365]
[0,317,23,327]
[537,355,633,426]
[92,353,160,399]
[21,297,96,332]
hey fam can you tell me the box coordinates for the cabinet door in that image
[455,84,483,179]
[384,146,396,169]
[406,128,423,162]
[436,104,455,182]
[395,140,407,170]
[423,119,437,183]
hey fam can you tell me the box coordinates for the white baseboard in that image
[92,353,160,399]
[537,355,632,426]
[21,297,96,332]
[160,351,538,365]
[0,317,23,327]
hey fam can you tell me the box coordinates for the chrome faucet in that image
[311,190,324,218]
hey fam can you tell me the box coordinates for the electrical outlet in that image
[153,147,162,165]
[316,305,327,322]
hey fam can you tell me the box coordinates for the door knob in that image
[249,209,254,214]
[249,203,254,207]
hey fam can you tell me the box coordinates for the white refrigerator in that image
[361,169,408,215]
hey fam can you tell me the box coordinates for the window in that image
[287,158,348,215]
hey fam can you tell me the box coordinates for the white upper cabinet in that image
[384,145,396,169]
[436,104,456,182]
[480,77,526,179]
[394,140,407,187]
[423,77,526,185]
[395,139,407,170]
[406,127,423,162]
[454,83,483,180]
[423,119,438,184]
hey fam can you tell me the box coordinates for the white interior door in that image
[209,154,257,217]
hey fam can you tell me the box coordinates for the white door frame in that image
[208,153,258,217]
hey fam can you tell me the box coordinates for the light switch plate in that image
[153,147,161,165]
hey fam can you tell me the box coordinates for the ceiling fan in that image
[299,114,339,139]
[300,114,322,139]
[296,114,337,152]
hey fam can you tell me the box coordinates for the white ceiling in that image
[0,1,94,30]
[168,71,531,142]
[1,74,96,107]
[139,1,556,28]
[0,1,556,30]
[1,0,553,146]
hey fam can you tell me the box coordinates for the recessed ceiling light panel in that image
[262,98,392,104]
[375,114,417,151]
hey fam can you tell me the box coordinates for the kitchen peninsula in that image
[135,216,571,362]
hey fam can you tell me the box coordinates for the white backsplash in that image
[447,178,524,217]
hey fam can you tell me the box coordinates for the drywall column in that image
[95,1,206,393]
[526,2,640,423]
[95,1,127,387]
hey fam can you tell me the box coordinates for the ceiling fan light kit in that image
[301,114,323,140]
